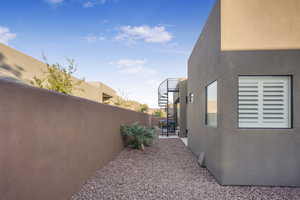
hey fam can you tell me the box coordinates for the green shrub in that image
[153,109,166,118]
[120,123,155,151]
[31,58,84,95]
[139,104,149,113]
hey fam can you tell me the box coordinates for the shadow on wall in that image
[0,52,24,78]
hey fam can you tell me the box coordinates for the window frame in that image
[205,80,218,128]
[237,75,293,130]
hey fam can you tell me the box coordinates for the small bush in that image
[153,109,166,118]
[120,123,155,151]
[31,58,84,95]
[139,104,149,113]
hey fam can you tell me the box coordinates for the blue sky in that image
[0,0,215,107]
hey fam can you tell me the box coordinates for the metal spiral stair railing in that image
[158,78,180,136]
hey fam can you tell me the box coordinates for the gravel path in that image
[72,139,300,200]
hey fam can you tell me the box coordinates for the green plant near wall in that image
[120,123,155,151]
[31,57,84,95]
[153,109,166,118]
[139,104,149,113]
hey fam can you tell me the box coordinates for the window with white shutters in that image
[238,76,291,128]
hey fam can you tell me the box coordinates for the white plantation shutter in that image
[238,76,291,128]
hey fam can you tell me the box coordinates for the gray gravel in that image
[72,139,300,200]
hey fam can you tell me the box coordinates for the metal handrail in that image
[157,78,181,136]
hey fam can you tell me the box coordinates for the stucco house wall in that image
[179,80,187,137]
[188,0,300,186]
[221,0,300,51]
[171,79,188,137]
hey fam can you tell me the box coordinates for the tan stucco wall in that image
[88,81,117,102]
[179,79,187,137]
[0,43,116,103]
[221,0,300,51]
[0,79,151,200]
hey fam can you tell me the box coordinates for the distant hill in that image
[0,43,152,112]
[0,43,116,103]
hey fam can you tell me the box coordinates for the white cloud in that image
[84,34,106,43]
[46,0,112,7]
[115,25,173,44]
[0,26,16,44]
[47,0,64,4]
[114,59,146,67]
[108,59,163,108]
[83,1,94,7]
[83,0,107,8]
[101,19,109,24]
[158,49,190,55]
[146,79,161,87]
[110,59,156,75]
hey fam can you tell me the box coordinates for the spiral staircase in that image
[158,78,180,136]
